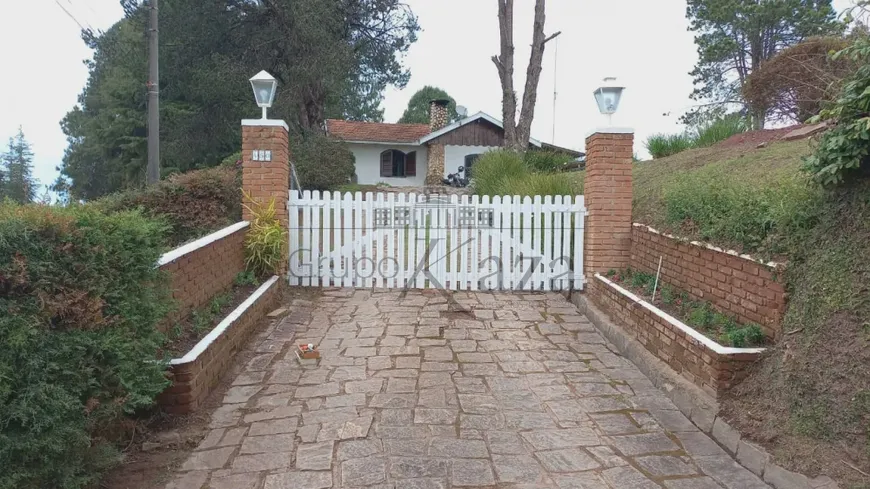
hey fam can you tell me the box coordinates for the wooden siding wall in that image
[427,119,504,146]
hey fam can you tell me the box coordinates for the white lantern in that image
[249,70,278,119]
[593,77,625,125]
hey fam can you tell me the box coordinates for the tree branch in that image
[543,31,561,44]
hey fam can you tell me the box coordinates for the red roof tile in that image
[326,119,430,143]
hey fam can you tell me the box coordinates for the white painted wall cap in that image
[242,119,289,131]
[585,127,635,138]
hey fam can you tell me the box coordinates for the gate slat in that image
[288,191,300,285]
[320,191,331,287]
[521,196,532,290]
[310,190,320,288]
[363,192,374,288]
[542,195,552,291]
[574,195,585,290]
[553,195,564,291]
[478,195,489,291]
[395,193,405,288]
[302,190,312,287]
[469,195,480,291]
[565,195,574,291]
[458,195,468,291]
[532,195,541,290]
[407,193,417,288]
[497,195,509,291]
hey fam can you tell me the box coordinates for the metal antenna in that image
[552,36,559,144]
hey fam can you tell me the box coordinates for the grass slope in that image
[628,139,870,487]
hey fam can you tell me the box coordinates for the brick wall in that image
[159,277,282,414]
[630,224,786,339]
[589,275,762,398]
[158,222,249,329]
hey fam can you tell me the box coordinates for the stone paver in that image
[170,289,769,488]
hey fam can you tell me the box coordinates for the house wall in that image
[427,118,504,146]
[348,142,428,187]
[445,145,499,178]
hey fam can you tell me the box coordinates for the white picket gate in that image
[288,191,585,291]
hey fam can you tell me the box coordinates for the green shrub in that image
[645,114,748,159]
[471,150,527,196]
[803,37,870,185]
[293,132,355,191]
[95,165,241,247]
[498,173,579,198]
[645,133,694,159]
[243,194,286,278]
[472,150,581,197]
[724,324,765,348]
[0,203,171,489]
[523,150,576,173]
[693,113,749,148]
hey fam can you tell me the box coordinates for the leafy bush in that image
[96,165,241,247]
[523,150,576,173]
[803,37,870,185]
[472,150,581,197]
[293,132,355,191]
[693,113,749,148]
[644,133,695,159]
[0,203,171,489]
[243,194,286,277]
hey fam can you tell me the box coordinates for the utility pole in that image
[146,0,160,185]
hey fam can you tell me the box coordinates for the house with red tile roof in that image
[326,100,581,187]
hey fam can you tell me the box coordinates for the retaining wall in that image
[630,224,786,339]
[159,276,281,414]
[589,273,764,398]
[158,222,249,328]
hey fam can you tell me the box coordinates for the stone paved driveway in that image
[168,289,769,489]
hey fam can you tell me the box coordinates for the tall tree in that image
[398,86,461,124]
[57,0,418,201]
[492,0,560,152]
[1,128,37,204]
[686,0,842,128]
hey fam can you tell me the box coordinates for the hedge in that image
[0,203,172,489]
[95,165,241,247]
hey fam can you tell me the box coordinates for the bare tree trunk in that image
[491,0,517,148]
[516,0,559,151]
[492,0,560,152]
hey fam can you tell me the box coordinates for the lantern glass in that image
[251,79,276,107]
[593,78,624,116]
[249,70,278,109]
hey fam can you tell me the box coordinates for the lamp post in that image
[249,70,278,120]
[593,77,625,126]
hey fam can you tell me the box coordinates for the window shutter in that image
[406,151,417,176]
[380,150,392,177]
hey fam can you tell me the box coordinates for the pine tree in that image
[2,128,38,203]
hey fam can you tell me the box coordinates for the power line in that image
[66,0,96,32]
[53,0,87,31]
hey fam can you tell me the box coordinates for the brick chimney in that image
[429,99,450,132]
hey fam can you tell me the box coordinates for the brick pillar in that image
[583,130,634,278]
[241,119,290,271]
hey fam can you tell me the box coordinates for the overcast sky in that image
[0,0,858,194]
